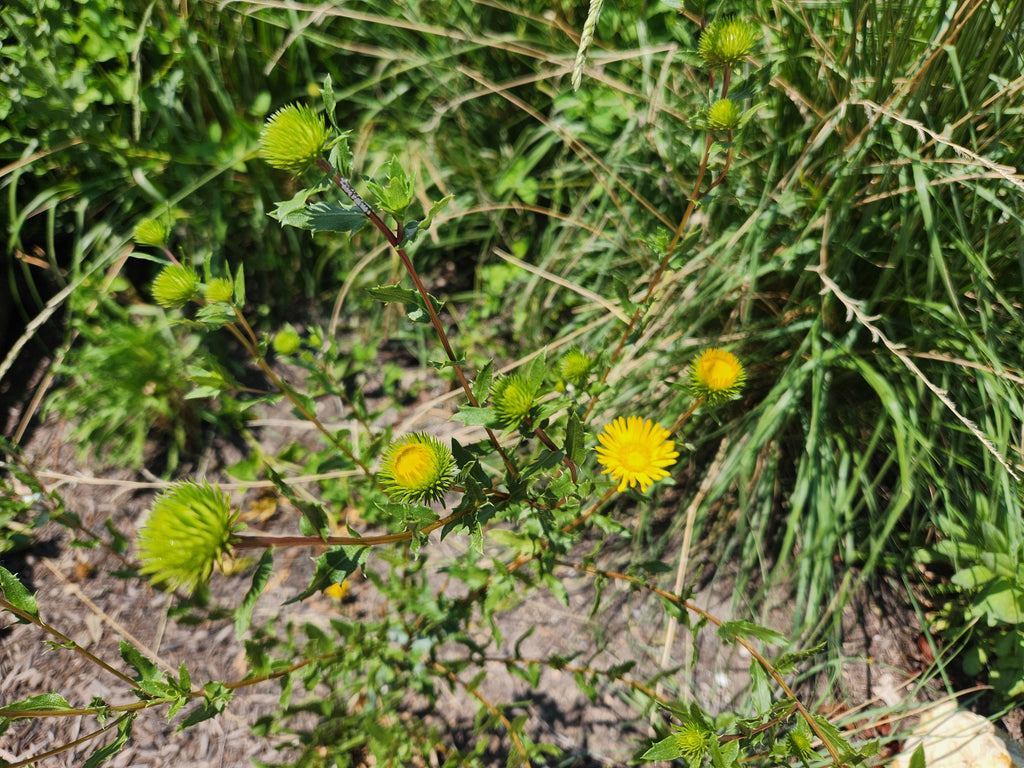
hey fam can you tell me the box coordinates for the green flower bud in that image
[698,17,759,69]
[558,347,594,389]
[379,433,457,505]
[674,723,709,762]
[134,218,168,248]
[490,374,540,428]
[151,264,199,308]
[204,277,234,304]
[706,98,743,131]
[259,104,329,175]
[138,481,242,593]
[272,327,302,355]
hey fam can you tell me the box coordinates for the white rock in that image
[893,702,1024,768]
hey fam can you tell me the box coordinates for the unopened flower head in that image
[674,723,710,762]
[491,374,539,427]
[379,433,457,504]
[707,98,743,131]
[259,104,329,175]
[698,17,759,69]
[595,416,679,493]
[151,264,198,308]
[134,218,168,248]
[558,347,594,389]
[138,481,241,593]
[204,277,234,304]
[689,348,745,405]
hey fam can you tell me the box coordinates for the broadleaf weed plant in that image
[10,0,1024,763]
[0,9,873,763]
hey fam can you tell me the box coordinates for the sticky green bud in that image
[707,98,743,130]
[204,277,234,304]
[272,328,302,355]
[134,218,168,247]
[558,347,594,389]
[151,264,199,308]
[259,103,329,175]
[138,481,242,593]
[698,17,759,69]
[490,374,539,428]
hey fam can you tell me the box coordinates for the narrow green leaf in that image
[321,74,338,132]
[234,549,274,638]
[564,408,585,465]
[0,565,39,622]
[472,359,494,406]
[233,263,245,307]
[749,658,772,713]
[0,692,73,718]
[82,713,135,768]
[526,348,547,393]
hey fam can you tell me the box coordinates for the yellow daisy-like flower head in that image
[689,348,745,406]
[595,416,679,493]
[259,103,329,175]
[379,433,457,504]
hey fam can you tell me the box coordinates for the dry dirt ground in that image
[0,363,963,767]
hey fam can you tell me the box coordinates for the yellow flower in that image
[595,416,679,493]
[689,348,745,405]
[325,581,350,600]
[379,433,457,504]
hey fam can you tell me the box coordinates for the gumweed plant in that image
[1,13,874,768]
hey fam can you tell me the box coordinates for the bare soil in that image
[0,362,952,767]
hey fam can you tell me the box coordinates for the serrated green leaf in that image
[286,545,367,604]
[177,682,233,732]
[564,408,585,465]
[120,640,161,682]
[234,549,274,639]
[749,658,772,713]
[0,565,39,622]
[472,359,494,406]
[717,620,788,647]
[264,465,330,540]
[0,692,73,718]
[451,405,498,427]
[641,735,685,761]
